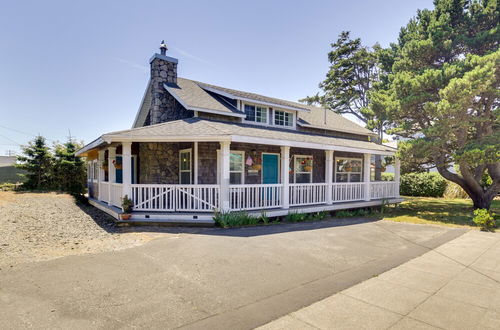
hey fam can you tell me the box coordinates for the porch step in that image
[117,219,215,227]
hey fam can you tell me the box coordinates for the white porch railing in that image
[289,183,328,206]
[110,183,123,208]
[332,183,366,202]
[99,182,109,203]
[131,184,220,212]
[370,182,399,199]
[230,184,283,210]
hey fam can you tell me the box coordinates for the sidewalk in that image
[258,230,500,330]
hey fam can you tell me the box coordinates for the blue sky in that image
[0,0,433,154]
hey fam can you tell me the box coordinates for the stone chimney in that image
[148,40,181,125]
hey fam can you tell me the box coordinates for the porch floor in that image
[89,197,404,226]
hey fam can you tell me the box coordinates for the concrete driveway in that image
[0,219,465,329]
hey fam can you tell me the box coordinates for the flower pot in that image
[304,166,312,172]
[120,214,131,220]
[252,164,262,171]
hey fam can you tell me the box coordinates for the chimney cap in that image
[159,40,168,55]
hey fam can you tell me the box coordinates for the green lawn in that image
[0,166,26,183]
[383,196,500,228]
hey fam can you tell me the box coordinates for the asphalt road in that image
[0,219,465,329]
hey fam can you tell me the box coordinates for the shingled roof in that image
[98,118,395,155]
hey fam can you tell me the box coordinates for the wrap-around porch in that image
[87,139,400,220]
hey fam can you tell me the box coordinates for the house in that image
[76,42,401,223]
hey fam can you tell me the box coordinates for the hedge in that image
[400,172,447,197]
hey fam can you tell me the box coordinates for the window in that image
[179,149,192,184]
[230,151,244,184]
[93,160,98,181]
[274,110,293,127]
[294,155,313,183]
[244,104,268,123]
[335,158,362,182]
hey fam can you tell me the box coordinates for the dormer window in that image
[274,110,293,127]
[244,104,268,124]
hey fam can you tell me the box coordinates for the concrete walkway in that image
[258,230,500,330]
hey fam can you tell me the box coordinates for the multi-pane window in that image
[335,158,362,182]
[179,149,192,184]
[294,155,313,183]
[274,110,293,127]
[244,104,268,123]
[230,151,244,184]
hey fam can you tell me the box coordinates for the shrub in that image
[335,210,356,218]
[213,210,259,227]
[400,172,447,197]
[472,209,496,231]
[285,212,307,222]
[121,195,133,213]
[381,173,394,181]
[443,181,468,199]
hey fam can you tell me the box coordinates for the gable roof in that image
[132,77,375,137]
[81,118,394,156]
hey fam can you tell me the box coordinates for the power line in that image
[0,124,57,142]
[0,133,22,146]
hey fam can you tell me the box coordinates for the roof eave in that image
[75,137,106,157]
[297,122,377,137]
[199,85,311,113]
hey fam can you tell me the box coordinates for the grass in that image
[0,166,26,184]
[382,196,500,228]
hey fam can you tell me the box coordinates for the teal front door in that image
[115,156,135,184]
[262,154,279,184]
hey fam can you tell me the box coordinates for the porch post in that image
[281,146,290,209]
[325,150,333,204]
[97,150,105,200]
[122,142,132,201]
[220,141,231,212]
[363,153,371,201]
[394,157,401,197]
[108,146,116,204]
[194,141,198,184]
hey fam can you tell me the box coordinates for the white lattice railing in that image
[99,182,109,203]
[332,183,365,202]
[131,184,220,212]
[289,183,328,206]
[229,184,283,210]
[370,182,399,199]
[109,183,122,208]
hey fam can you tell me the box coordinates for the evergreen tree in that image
[16,136,53,189]
[374,0,499,209]
[52,139,86,195]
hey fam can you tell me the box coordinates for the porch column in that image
[325,150,333,204]
[97,150,105,200]
[108,146,116,204]
[363,153,371,201]
[122,142,132,200]
[281,146,290,209]
[194,141,198,184]
[220,141,231,212]
[394,157,401,197]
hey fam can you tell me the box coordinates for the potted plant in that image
[120,195,133,220]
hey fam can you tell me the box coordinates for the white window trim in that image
[179,148,192,184]
[273,109,296,129]
[261,152,281,184]
[294,154,313,183]
[334,157,363,183]
[242,102,269,126]
[92,159,98,183]
[230,150,245,185]
[216,149,246,184]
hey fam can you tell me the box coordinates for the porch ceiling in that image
[75,118,396,156]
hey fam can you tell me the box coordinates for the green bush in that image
[400,172,447,197]
[213,211,259,227]
[473,209,496,231]
[285,212,308,222]
[381,173,394,181]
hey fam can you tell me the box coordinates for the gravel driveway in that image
[0,192,165,267]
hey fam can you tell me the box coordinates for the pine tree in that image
[52,139,86,195]
[16,136,53,189]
